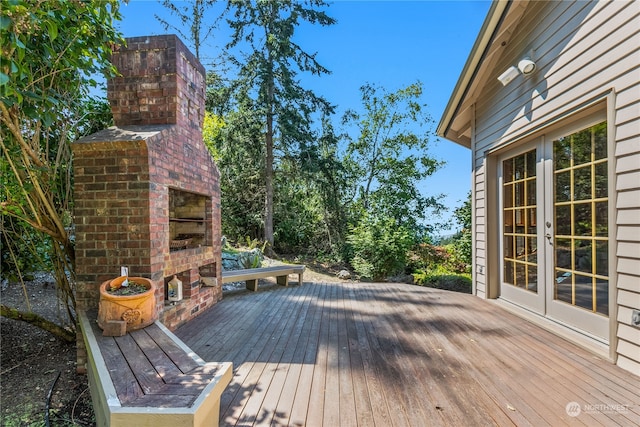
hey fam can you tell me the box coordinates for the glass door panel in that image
[500,147,544,313]
[547,121,609,341]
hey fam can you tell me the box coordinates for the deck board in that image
[288,278,327,426]
[272,281,320,424]
[175,281,640,426]
[347,285,393,427]
[261,282,317,426]
[305,282,331,426]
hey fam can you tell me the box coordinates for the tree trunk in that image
[264,103,274,252]
[1,305,75,343]
[264,17,276,254]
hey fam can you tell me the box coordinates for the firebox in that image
[169,188,212,251]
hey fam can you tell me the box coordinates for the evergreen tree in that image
[226,0,335,249]
[156,0,221,60]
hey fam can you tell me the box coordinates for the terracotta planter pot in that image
[97,277,158,333]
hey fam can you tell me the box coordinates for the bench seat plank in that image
[90,320,145,403]
[163,371,220,386]
[221,264,305,291]
[128,328,183,381]
[127,394,197,408]
[143,324,201,374]
[90,316,223,407]
[80,312,233,426]
[142,381,208,396]
[113,333,166,397]
[222,265,304,282]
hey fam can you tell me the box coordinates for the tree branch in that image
[1,305,75,342]
[0,103,46,168]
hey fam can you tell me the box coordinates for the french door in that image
[499,118,610,342]
[500,145,546,313]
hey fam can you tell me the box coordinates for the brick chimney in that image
[73,35,222,370]
[108,35,205,129]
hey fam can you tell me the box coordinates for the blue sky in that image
[113,0,491,235]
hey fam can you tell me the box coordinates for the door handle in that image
[545,233,553,245]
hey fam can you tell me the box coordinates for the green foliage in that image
[206,71,234,116]
[452,232,472,272]
[0,216,51,284]
[451,192,472,271]
[453,191,472,230]
[272,129,347,255]
[413,269,472,294]
[347,214,414,281]
[202,111,225,160]
[337,82,447,278]
[273,165,323,252]
[214,94,268,242]
[155,0,220,60]
[295,115,350,255]
[201,7,453,274]
[0,0,123,335]
[423,193,473,276]
[1,0,121,240]
[208,75,348,257]
[242,236,268,252]
[226,0,336,246]
[1,1,122,120]
[343,82,445,238]
[237,247,264,269]
[410,242,470,276]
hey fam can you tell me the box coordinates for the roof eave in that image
[436,0,511,148]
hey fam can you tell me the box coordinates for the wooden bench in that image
[79,312,232,427]
[221,264,305,292]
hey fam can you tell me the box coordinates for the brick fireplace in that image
[72,35,222,352]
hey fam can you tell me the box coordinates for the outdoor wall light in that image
[498,57,537,86]
[518,58,536,75]
[497,66,520,86]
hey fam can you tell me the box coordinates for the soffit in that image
[436,0,530,148]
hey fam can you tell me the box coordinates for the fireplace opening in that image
[169,188,211,251]
[199,262,218,287]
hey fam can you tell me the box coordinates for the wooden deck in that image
[175,281,639,426]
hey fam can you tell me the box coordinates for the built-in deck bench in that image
[79,312,232,427]
[221,264,305,291]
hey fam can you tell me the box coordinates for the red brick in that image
[73,34,222,378]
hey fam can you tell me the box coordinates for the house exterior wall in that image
[470,1,639,374]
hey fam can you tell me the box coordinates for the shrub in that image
[1,217,52,282]
[347,215,414,281]
[413,269,472,294]
[237,248,264,269]
[451,231,472,274]
[410,242,470,275]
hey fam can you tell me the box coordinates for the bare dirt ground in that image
[0,259,346,427]
[1,273,94,427]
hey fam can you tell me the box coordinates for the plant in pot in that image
[97,276,158,335]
